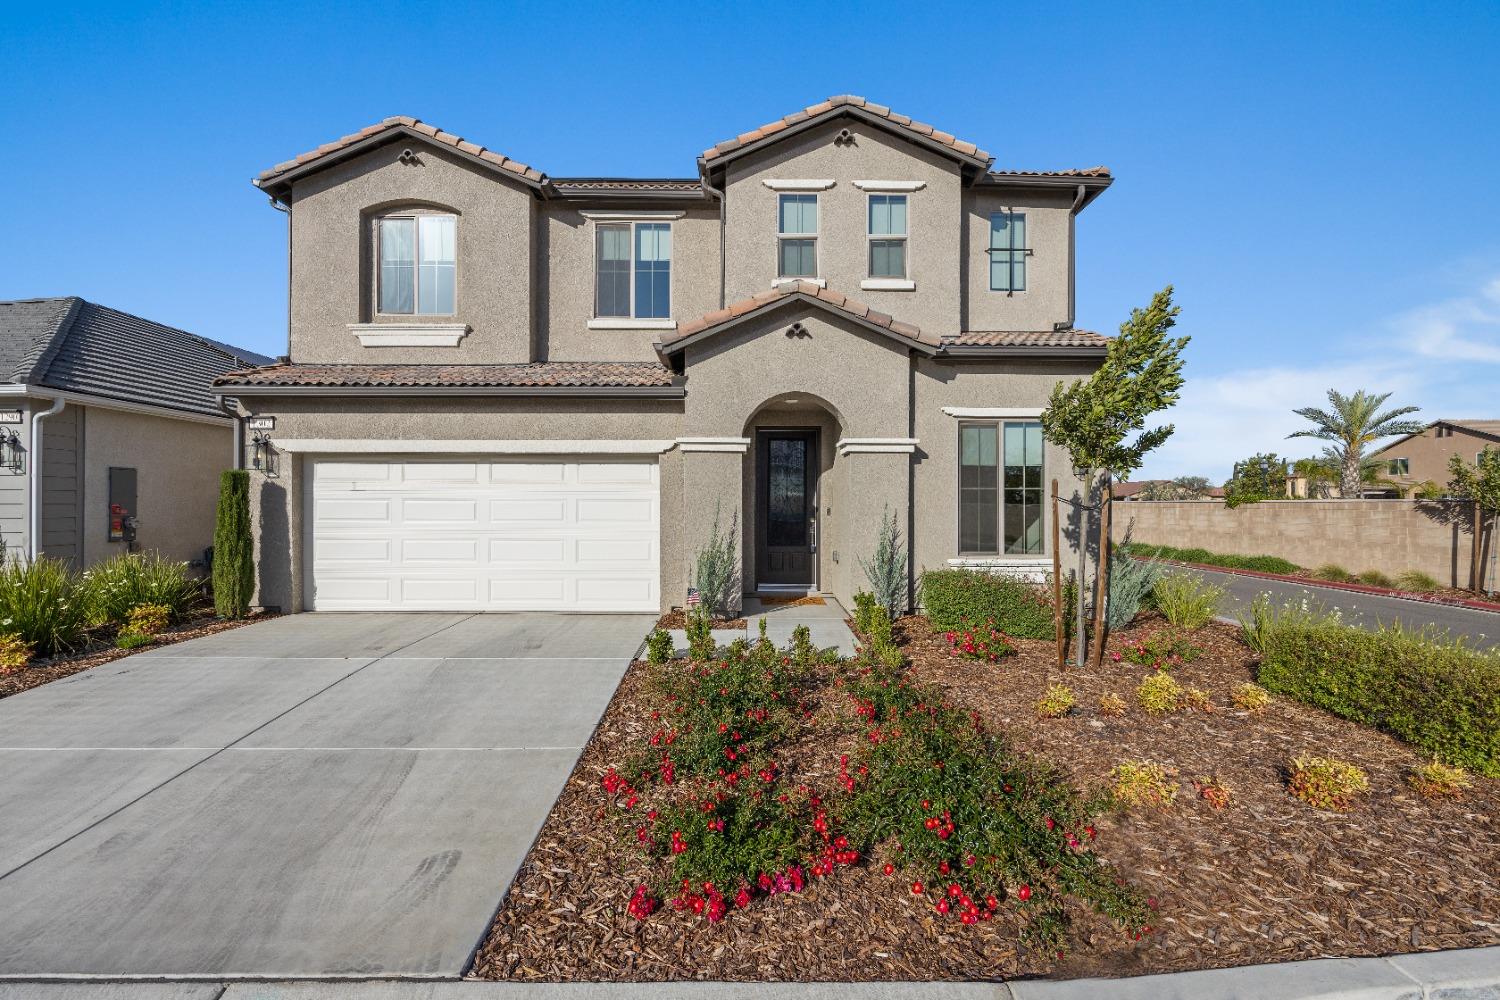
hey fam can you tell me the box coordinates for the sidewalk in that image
[2,946,1496,999]
[666,595,860,657]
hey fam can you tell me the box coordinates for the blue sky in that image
[3,1,1497,480]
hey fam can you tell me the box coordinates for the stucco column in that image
[836,446,913,611]
[679,444,747,615]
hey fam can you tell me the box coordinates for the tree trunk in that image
[1051,479,1064,669]
[1090,480,1113,670]
[1341,450,1362,498]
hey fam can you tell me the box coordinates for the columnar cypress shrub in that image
[213,469,254,619]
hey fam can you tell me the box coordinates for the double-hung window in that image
[378,215,456,315]
[959,421,1045,555]
[867,194,908,278]
[595,222,672,319]
[988,212,1028,293]
[777,194,818,278]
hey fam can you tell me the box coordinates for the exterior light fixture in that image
[0,430,20,473]
[250,430,277,476]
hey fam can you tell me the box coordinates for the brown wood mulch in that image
[470,616,1498,983]
[0,611,278,701]
[654,611,748,630]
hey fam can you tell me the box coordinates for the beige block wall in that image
[721,120,964,334]
[542,204,721,362]
[289,143,537,364]
[80,407,233,567]
[1110,500,1491,589]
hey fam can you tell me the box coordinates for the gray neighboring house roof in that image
[0,297,273,419]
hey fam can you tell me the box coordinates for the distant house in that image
[1368,420,1500,493]
[1113,479,1224,501]
[0,298,270,566]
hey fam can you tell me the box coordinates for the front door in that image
[756,430,817,589]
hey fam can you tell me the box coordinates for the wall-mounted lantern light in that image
[250,430,277,476]
[0,429,21,473]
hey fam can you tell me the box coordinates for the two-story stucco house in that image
[214,96,1114,615]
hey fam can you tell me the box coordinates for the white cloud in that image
[1139,273,1500,482]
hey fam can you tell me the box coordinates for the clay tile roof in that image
[1445,420,1500,438]
[662,281,941,351]
[214,361,676,390]
[549,178,704,195]
[701,95,992,165]
[255,117,546,188]
[943,329,1111,349]
[984,166,1113,180]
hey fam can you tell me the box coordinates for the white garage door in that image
[306,457,660,612]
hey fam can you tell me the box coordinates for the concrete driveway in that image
[0,612,651,979]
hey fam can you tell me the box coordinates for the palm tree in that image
[1288,390,1424,498]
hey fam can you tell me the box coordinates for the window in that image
[1387,457,1410,476]
[867,194,907,278]
[378,215,455,315]
[988,212,1028,292]
[777,194,818,278]
[595,222,672,319]
[959,421,1045,555]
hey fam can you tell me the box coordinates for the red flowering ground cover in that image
[471,615,1499,982]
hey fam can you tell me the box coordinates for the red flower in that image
[1017,884,1032,901]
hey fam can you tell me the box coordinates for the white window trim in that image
[773,276,826,289]
[853,180,926,192]
[865,192,910,286]
[348,323,469,348]
[942,406,1043,418]
[762,179,835,191]
[593,220,675,323]
[375,213,458,318]
[776,192,820,282]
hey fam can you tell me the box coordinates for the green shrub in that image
[1312,564,1355,583]
[1287,755,1369,812]
[1136,672,1184,714]
[1408,759,1471,799]
[115,631,154,650]
[1120,542,1299,576]
[213,469,254,618]
[0,632,32,671]
[1110,760,1177,810]
[685,606,715,662]
[0,557,90,656]
[644,628,673,665]
[1152,572,1225,631]
[82,552,198,626]
[1036,684,1076,718]
[1231,682,1273,713]
[920,569,1058,640]
[862,604,903,667]
[1396,570,1439,592]
[1357,569,1395,588]
[1108,552,1162,630]
[852,590,879,636]
[1255,612,1500,775]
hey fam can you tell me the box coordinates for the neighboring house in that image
[1369,420,1500,493]
[215,95,1117,614]
[0,298,271,566]
[1112,480,1225,501]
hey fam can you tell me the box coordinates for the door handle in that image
[809,518,818,553]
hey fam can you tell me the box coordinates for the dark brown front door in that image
[756,430,817,588]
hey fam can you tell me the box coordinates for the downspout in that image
[28,395,66,560]
[1066,183,1086,328]
[219,398,244,470]
[700,170,726,309]
[268,195,292,352]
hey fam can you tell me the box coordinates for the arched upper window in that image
[376,213,456,315]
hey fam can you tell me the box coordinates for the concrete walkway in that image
[0,945,1495,997]
[1191,566,1500,649]
[0,612,652,979]
[667,596,859,658]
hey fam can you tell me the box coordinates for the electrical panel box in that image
[108,466,137,543]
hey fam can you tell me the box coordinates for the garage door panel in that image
[310,457,659,612]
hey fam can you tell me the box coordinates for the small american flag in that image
[686,588,701,607]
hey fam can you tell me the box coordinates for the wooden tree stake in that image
[1090,479,1112,670]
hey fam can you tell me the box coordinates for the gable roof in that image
[659,281,941,356]
[254,116,546,199]
[0,297,272,418]
[1372,419,1500,455]
[700,95,992,172]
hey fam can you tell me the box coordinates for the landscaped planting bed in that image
[472,609,1499,982]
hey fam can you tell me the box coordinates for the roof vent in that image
[834,127,855,146]
[398,147,420,164]
[786,322,811,339]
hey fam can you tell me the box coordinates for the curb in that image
[1152,558,1500,614]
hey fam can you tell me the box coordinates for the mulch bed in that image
[0,611,278,702]
[655,611,748,630]
[471,616,1498,983]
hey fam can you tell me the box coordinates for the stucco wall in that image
[542,204,721,362]
[79,407,232,567]
[1110,500,1492,589]
[912,357,1097,588]
[721,120,964,335]
[963,187,1074,332]
[289,143,537,364]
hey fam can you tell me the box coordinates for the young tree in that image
[1041,286,1189,667]
[1224,452,1288,507]
[212,469,254,619]
[1287,390,1424,497]
[1448,446,1500,594]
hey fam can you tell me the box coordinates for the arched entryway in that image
[741,393,846,597]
